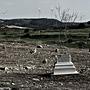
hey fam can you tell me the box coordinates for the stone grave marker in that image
[54,54,79,75]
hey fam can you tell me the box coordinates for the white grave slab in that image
[54,54,79,75]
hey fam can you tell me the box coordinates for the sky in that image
[0,0,90,21]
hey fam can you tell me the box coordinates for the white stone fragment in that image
[33,78,40,81]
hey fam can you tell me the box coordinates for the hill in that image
[0,18,90,29]
[0,18,62,29]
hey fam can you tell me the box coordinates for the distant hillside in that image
[0,18,62,29]
[0,18,90,29]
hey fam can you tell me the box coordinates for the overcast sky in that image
[0,0,90,21]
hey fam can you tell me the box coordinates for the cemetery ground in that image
[0,27,90,90]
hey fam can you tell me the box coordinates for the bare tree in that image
[55,4,79,22]
[53,4,83,58]
[54,3,80,53]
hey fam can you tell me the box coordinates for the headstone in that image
[54,54,79,75]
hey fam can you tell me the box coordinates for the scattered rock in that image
[14,67,19,71]
[68,82,72,85]
[24,66,32,70]
[33,78,40,81]
[87,68,90,70]
[50,81,53,85]
[55,48,59,53]
[20,84,24,87]
[11,82,15,85]
[59,82,63,86]
[55,55,58,60]
[37,45,43,48]
[0,67,5,71]
[41,77,43,80]
[33,82,36,85]
[24,65,36,71]
[42,58,48,64]
[6,82,11,85]
[24,66,28,70]
[30,48,37,54]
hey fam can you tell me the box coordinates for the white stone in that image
[53,54,79,75]
[37,45,43,48]
[33,78,40,81]
[12,82,15,85]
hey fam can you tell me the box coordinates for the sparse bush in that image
[2,32,7,35]
[89,33,90,38]
[67,38,73,43]
[78,23,85,28]
[21,33,30,38]
[24,29,29,33]
[76,41,86,48]
[87,21,90,24]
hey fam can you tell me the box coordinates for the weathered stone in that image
[37,45,43,48]
[54,54,79,75]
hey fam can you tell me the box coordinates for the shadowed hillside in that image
[0,18,90,29]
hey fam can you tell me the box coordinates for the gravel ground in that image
[0,42,90,90]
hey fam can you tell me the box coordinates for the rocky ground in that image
[0,41,90,90]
